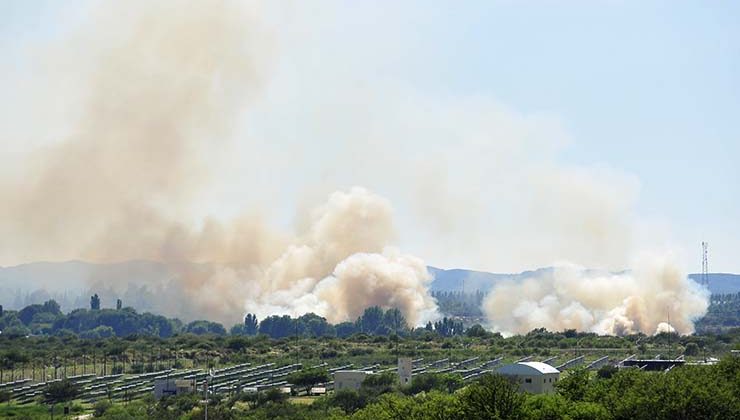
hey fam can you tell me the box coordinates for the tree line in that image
[0,298,472,340]
[695,293,740,332]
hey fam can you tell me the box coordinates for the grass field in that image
[0,403,79,419]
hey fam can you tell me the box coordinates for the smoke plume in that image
[233,187,438,326]
[0,1,438,326]
[0,1,710,333]
[1,0,270,263]
[482,257,709,336]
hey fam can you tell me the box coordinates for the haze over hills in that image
[430,266,740,295]
[0,260,190,313]
[2,261,738,314]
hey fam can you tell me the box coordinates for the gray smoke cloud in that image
[0,0,271,264]
[226,187,438,326]
[0,2,438,326]
[482,256,709,336]
[0,1,708,332]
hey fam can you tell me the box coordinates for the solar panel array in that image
[3,362,311,404]
[3,352,633,403]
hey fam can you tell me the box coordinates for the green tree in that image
[185,320,227,336]
[521,393,571,420]
[459,374,524,420]
[361,372,397,399]
[596,364,618,379]
[523,394,610,420]
[286,367,330,395]
[322,389,366,414]
[466,324,489,338]
[358,307,384,335]
[90,294,101,310]
[244,313,258,335]
[258,315,294,338]
[92,399,112,417]
[684,342,700,356]
[404,373,463,395]
[353,391,464,420]
[382,308,407,333]
[0,389,11,406]
[335,322,357,338]
[298,313,335,337]
[44,379,81,404]
[434,317,464,337]
[555,368,590,401]
[18,300,61,325]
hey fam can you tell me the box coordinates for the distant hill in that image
[428,266,740,295]
[688,273,740,294]
[1,261,738,311]
[427,266,553,293]
[0,260,176,311]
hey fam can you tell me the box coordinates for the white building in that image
[496,362,560,394]
[334,370,371,391]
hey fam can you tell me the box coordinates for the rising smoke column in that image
[0,1,708,332]
[0,1,439,326]
[482,257,709,336]
[0,0,282,325]
[0,0,272,264]
[226,187,439,326]
[79,187,440,326]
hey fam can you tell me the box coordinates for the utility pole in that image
[667,307,671,359]
[203,372,210,420]
[701,242,710,287]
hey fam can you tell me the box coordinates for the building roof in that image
[497,362,560,375]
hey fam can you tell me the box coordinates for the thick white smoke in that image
[226,187,439,326]
[83,187,440,327]
[482,257,709,336]
[0,2,439,327]
[0,1,710,333]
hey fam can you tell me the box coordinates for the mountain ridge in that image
[1,261,738,311]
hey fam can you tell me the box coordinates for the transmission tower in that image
[701,241,709,287]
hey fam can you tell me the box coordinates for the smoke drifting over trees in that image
[0,1,709,333]
[0,2,437,326]
[483,258,710,336]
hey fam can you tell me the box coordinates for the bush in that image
[684,342,700,356]
[596,364,618,379]
[466,324,489,338]
[349,347,373,356]
[129,363,144,373]
[459,374,524,420]
[322,389,367,414]
[403,373,464,395]
[93,400,112,417]
[320,349,339,359]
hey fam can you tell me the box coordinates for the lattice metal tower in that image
[701,241,709,287]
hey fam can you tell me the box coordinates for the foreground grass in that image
[0,401,89,419]
[0,403,51,419]
[289,396,318,405]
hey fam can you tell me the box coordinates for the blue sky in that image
[1,1,738,273]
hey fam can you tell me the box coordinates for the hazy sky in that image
[1,1,738,273]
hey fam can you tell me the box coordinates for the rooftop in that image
[498,361,560,375]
